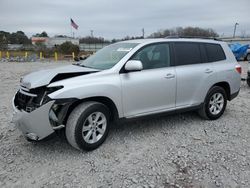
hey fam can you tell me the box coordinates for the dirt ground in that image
[0,61,249,188]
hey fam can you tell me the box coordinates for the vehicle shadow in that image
[109,111,201,137]
[23,111,202,155]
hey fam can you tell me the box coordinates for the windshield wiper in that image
[72,63,101,70]
[72,62,83,66]
[72,62,89,67]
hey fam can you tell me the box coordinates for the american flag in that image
[70,18,79,30]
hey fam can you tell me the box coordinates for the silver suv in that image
[12,38,241,151]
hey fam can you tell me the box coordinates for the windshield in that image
[80,43,139,70]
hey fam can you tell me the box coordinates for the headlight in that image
[41,86,64,105]
[46,86,64,94]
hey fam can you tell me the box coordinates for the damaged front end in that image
[11,64,99,141]
[12,85,75,141]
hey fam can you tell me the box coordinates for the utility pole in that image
[142,28,145,38]
[233,23,239,38]
[90,30,94,38]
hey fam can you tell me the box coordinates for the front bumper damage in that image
[12,99,56,141]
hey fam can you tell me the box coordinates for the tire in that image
[247,78,250,87]
[55,128,66,140]
[245,53,250,61]
[66,101,110,151]
[198,86,227,120]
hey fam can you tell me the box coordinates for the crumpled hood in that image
[20,64,98,89]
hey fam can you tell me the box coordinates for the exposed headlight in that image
[46,86,64,94]
[41,86,64,105]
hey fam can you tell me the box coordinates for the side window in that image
[199,43,208,63]
[174,42,202,66]
[131,43,171,70]
[205,43,226,62]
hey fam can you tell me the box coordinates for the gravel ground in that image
[0,61,249,188]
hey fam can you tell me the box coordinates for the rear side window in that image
[205,43,226,62]
[174,42,202,66]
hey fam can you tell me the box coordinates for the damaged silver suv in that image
[12,38,241,151]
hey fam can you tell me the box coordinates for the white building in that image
[31,37,49,45]
[47,37,79,48]
[31,37,79,48]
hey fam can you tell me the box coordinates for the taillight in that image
[235,65,242,74]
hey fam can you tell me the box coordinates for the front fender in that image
[48,83,123,118]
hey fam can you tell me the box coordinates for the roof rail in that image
[165,36,221,41]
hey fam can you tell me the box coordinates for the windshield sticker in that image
[117,48,133,52]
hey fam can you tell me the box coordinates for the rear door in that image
[173,42,216,107]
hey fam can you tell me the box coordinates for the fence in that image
[0,42,112,62]
[79,43,110,52]
[0,51,77,62]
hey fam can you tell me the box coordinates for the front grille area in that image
[14,86,46,112]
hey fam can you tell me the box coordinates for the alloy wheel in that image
[82,112,107,144]
[208,93,224,115]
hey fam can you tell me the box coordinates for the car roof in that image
[119,38,225,45]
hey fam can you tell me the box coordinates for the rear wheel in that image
[245,53,250,61]
[198,86,227,120]
[247,78,250,87]
[66,101,110,151]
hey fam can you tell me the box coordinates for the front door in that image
[120,43,176,117]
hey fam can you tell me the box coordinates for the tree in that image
[59,41,79,55]
[40,31,48,37]
[33,31,48,37]
[15,31,31,44]
[0,31,9,50]
[55,35,68,38]
[149,27,219,38]
[0,30,31,45]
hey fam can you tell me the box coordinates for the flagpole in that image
[70,19,72,38]
[71,27,73,38]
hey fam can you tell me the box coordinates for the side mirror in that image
[74,57,80,61]
[75,55,90,61]
[80,55,89,60]
[125,60,143,72]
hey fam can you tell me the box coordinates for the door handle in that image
[165,73,175,79]
[205,69,213,74]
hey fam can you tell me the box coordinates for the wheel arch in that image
[62,96,119,125]
[211,81,231,100]
[244,53,250,61]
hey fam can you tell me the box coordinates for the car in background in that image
[243,48,250,61]
[247,67,250,87]
[229,43,249,61]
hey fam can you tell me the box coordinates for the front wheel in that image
[198,86,227,120]
[66,101,110,151]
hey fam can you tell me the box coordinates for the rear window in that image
[174,42,202,66]
[205,43,226,62]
